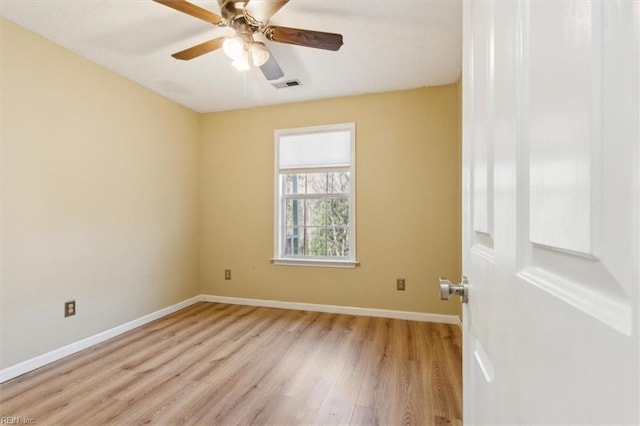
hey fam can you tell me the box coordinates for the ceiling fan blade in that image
[172,37,225,60]
[259,47,285,81]
[245,0,289,25]
[264,26,343,51]
[153,0,223,25]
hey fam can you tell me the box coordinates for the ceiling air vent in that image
[272,79,301,89]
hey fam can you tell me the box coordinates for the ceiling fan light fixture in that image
[250,42,270,67]
[223,36,245,60]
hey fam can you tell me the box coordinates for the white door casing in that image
[462,1,639,424]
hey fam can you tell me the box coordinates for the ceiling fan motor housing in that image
[219,0,249,22]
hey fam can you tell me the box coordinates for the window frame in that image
[273,123,357,268]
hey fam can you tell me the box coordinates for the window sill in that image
[271,258,360,269]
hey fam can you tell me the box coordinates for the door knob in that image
[439,276,469,303]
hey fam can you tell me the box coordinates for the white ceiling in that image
[0,0,462,113]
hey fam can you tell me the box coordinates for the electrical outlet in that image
[225,269,231,280]
[396,279,405,291]
[65,300,76,317]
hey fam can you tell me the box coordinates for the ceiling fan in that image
[153,0,344,81]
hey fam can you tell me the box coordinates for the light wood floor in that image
[0,302,462,425]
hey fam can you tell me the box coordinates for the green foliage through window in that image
[283,172,350,258]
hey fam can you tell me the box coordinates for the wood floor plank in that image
[312,315,372,426]
[249,393,318,426]
[0,302,462,425]
[354,317,392,409]
[349,404,380,426]
[432,323,463,421]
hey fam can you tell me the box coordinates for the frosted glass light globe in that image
[223,37,244,60]
[231,50,250,71]
[250,42,270,67]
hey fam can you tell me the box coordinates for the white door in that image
[460,0,639,424]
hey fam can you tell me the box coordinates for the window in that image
[273,123,357,267]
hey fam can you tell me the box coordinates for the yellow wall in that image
[0,19,201,368]
[1,17,461,370]
[199,87,461,315]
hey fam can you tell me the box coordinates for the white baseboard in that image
[1,294,461,383]
[202,294,462,326]
[0,295,203,383]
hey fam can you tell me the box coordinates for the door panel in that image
[527,1,600,254]
[470,0,495,247]
[519,0,632,335]
[462,1,639,424]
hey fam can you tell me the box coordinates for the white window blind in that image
[278,130,351,170]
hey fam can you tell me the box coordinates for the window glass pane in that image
[279,130,351,169]
[305,173,328,194]
[328,172,350,194]
[305,199,327,226]
[305,227,327,256]
[285,199,304,227]
[326,227,349,257]
[284,172,349,195]
[284,227,303,255]
[285,174,305,195]
[328,198,349,226]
